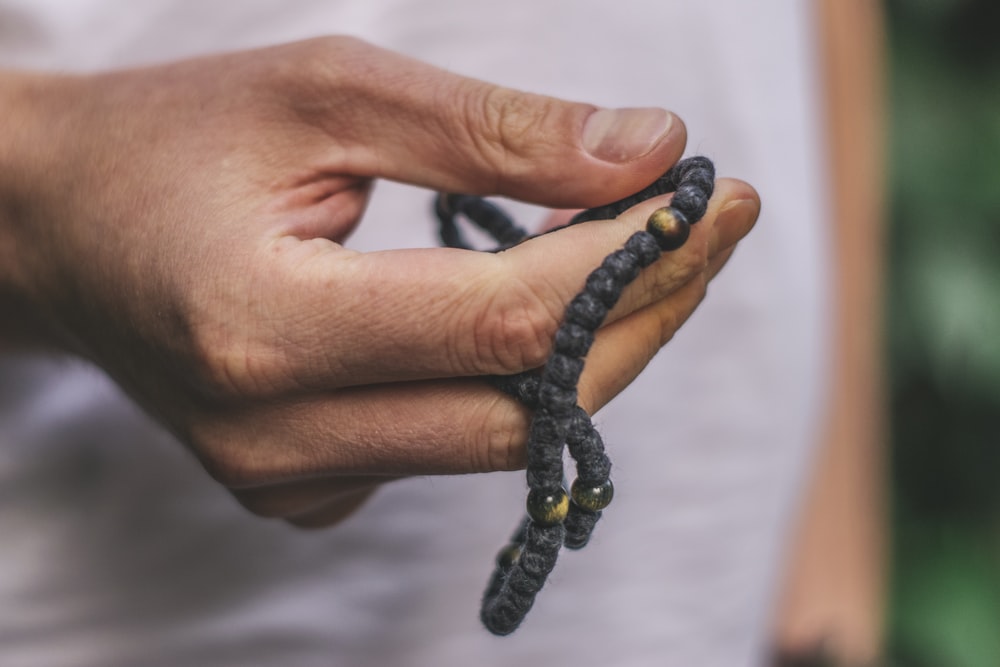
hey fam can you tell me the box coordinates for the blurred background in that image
[885,0,1000,664]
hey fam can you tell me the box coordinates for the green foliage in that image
[887,0,1000,664]
[891,520,1000,667]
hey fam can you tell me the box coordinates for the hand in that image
[0,37,759,526]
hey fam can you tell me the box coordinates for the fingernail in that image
[712,198,760,253]
[582,107,673,163]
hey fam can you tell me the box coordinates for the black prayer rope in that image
[433,156,715,636]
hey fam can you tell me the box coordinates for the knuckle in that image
[466,393,530,472]
[271,36,381,121]
[199,441,268,489]
[463,278,559,374]
[187,323,289,402]
[291,35,372,79]
[190,351,240,400]
[639,238,711,298]
[189,339,245,399]
[462,85,557,176]
[191,419,281,489]
[671,240,711,282]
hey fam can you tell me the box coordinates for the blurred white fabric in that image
[0,2,830,665]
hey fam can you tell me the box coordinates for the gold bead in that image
[570,478,615,512]
[526,488,570,526]
[495,543,522,569]
[647,207,691,251]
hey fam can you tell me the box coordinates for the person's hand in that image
[0,37,758,526]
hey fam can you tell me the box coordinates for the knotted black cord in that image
[434,156,716,635]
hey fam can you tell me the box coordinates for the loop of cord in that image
[434,156,716,635]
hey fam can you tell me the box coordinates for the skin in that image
[0,36,759,528]
[773,0,887,662]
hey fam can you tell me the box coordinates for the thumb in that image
[298,37,687,207]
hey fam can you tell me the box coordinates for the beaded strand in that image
[434,156,715,635]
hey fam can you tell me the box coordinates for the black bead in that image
[553,323,594,358]
[671,183,708,223]
[584,267,622,308]
[526,487,569,526]
[570,478,615,512]
[624,231,662,267]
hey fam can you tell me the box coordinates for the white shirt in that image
[0,2,830,665]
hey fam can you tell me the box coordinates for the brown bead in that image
[526,488,569,526]
[570,478,615,512]
[646,207,691,251]
[495,543,522,569]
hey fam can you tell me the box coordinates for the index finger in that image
[242,178,757,395]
